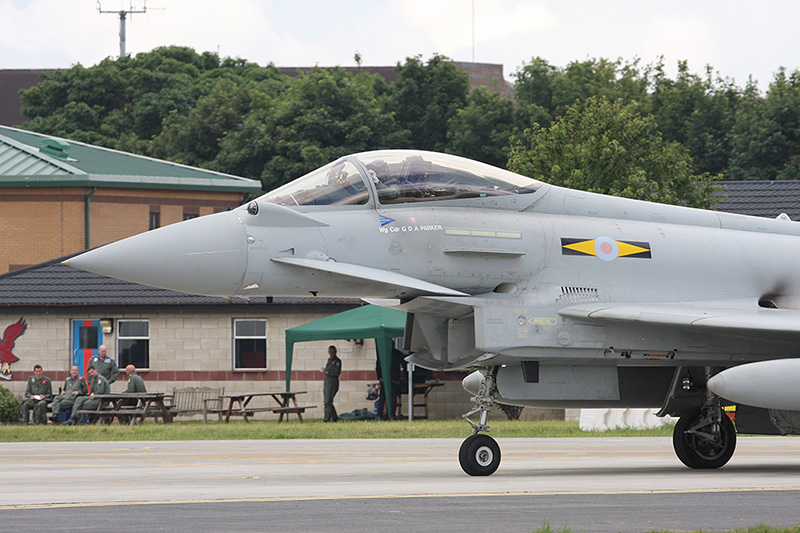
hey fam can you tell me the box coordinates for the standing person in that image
[125,364,146,393]
[65,365,110,425]
[322,345,341,423]
[49,365,87,424]
[21,364,53,425]
[88,345,119,385]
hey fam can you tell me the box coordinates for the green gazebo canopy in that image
[284,305,407,400]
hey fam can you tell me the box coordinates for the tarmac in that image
[2,436,800,531]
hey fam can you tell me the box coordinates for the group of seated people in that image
[21,347,146,425]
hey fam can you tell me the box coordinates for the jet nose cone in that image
[67,210,248,296]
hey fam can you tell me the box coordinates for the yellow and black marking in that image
[561,237,651,260]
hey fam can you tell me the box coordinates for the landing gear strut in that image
[673,402,736,469]
[460,368,501,476]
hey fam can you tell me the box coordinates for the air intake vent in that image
[558,286,599,303]
[39,138,70,160]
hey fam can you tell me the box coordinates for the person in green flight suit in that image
[125,364,146,393]
[21,364,53,425]
[120,364,147,424]
[323,345,341,422]
[65,365,110,425]
[88,345,119,386]
[49,365,87,424]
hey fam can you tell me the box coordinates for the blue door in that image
[72,320,102,377]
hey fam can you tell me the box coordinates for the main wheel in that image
[459,434,501,476]
[673,409,736,469]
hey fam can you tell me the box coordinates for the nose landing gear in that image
[460,367,502,476]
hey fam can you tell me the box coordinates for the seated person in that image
[21,364,53,425]
[125,364,146,393]
[49,365,87,424]
[65,365,110,425]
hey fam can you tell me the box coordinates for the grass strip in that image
[0,419,675,442]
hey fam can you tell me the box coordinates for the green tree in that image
[150,69,288,167]
[649,60,740,175]
[508,96,720,208]
[728,69,800,180]
[512,57,558,127]
[390,54,469,152]
[20,46,234,152]
[214,67,400,190]
[513,57,649,129]
[446,87,516,167]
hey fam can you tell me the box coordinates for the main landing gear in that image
[673,403,736,469]
[661,367,737,469]
[460,368,502,476]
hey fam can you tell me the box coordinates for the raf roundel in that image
[594,236,620,261]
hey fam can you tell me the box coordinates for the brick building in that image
[0,125,490,422]
[0,258,472,420]
[0,125,261,273]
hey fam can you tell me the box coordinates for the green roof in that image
[0,125,262,194]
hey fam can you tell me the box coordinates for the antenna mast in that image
[97,1,148,58]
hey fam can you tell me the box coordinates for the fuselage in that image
[67,150,800,386]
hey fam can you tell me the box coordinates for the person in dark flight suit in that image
[323,346,341,422]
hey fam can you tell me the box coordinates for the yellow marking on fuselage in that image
[616,241,650,257]
[563,240,596,255]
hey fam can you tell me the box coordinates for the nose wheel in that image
[459,434,501,476]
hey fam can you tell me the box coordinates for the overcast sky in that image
[1,0,798,91]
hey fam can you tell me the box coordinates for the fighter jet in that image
[66,149,800,476]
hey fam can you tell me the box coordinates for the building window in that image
[118,320,150,369]
[149,212,160,230]
[183,213,198,221]
[234,319,267,370]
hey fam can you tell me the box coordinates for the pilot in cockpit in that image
[326,162,348,185]
[366,160,400,201]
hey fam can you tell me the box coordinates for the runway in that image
[2,436,800,532]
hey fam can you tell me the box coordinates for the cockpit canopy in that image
[257,150,543,207]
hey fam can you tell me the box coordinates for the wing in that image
[558,301,800,337]
[272,257,469,297]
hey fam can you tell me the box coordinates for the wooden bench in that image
[73,393,173,425]
[75,409,148,424]
[271,405,317,422]
[164,387,224,420]
[203,404,274,423]
[204,392,312,423]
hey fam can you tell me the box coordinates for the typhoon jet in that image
[66,149,800,476]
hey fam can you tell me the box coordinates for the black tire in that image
[673,409,736,469]
[459,434,501,476]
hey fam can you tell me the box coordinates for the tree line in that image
[18,46,800,207]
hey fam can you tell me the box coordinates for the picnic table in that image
[397,380,444,419]
[75,392,173,425]
[204,391,315,423]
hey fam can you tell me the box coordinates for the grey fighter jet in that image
[66,150,800,476]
